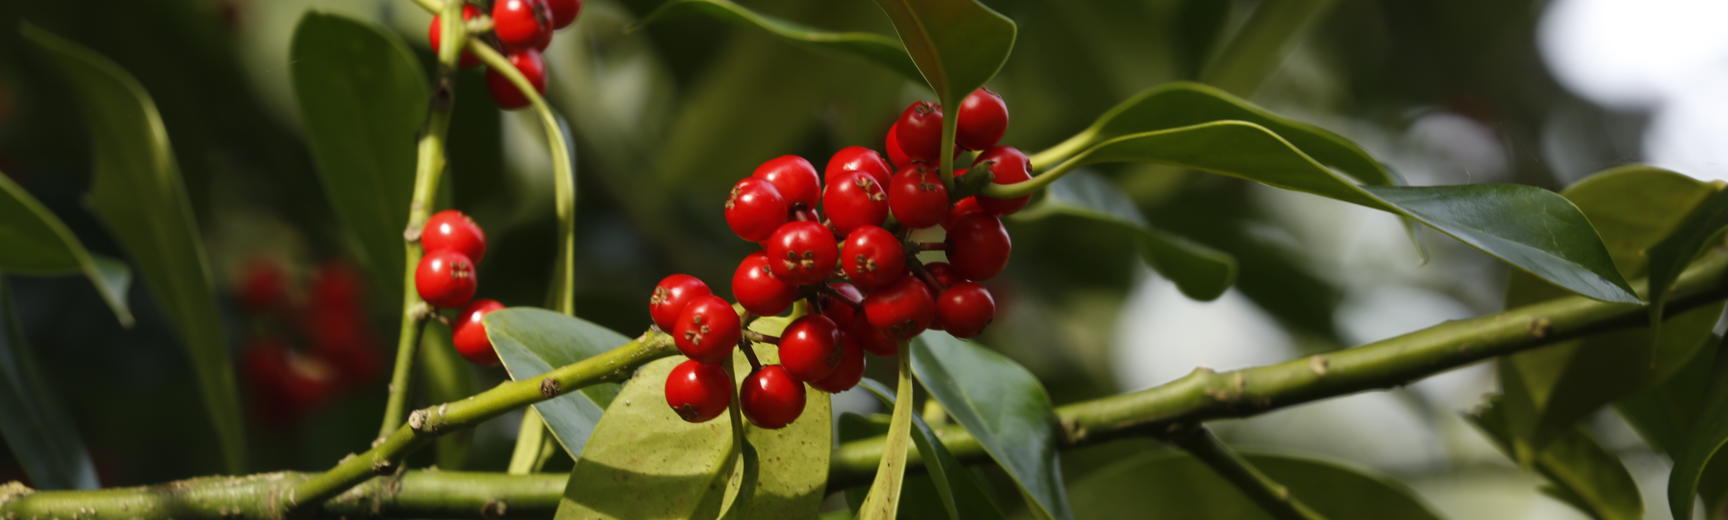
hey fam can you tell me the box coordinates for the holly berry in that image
[822,170,888,236]
[764,221,839,286]
[740,365,805,429]
[956,88,1008,150]
[453,298,506,365]
[650,274,711,332]
[673,295,740,364]
[486,48,547,110]
[809,334,864,393]
[779,315,842,383]
[944,196,985,231]
[724,178,789,243]
[924,261,962,289]
[427,4,482,68]
[415,250,477,308]
[492,0,552,51]
[237,258,286,311]
[752,156,821,210]
[546,0,581,29]
[945,213,1012,281]
[421,209,487,263]
[936,282,995,338]
[888,164,949,229]
[841,226,906,290]
[849,317,900,356]
[885,124,913,168]
[971,146,1032,215]
[665,359,731,423]
[863,276,935,341]
[732,251,796,316]
[819,282,865,328]
[825,146,893,188]
[893,102,944,162]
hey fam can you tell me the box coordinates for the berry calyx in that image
[825,146,893,188]
[546,0,581,29]
[673,295,740,364]
[724,178,789,243]
[971,146,1032,215]
[740,365,805,429]
[732,251,796,316]
[649,274,711,332]
[841,226,906,291]
[485,48,547,110]
[819,282,865,328]
[945,213,1012,281]
[665,359,731,423]
[492,0,553,51]
[888,164,950,229]
[956,88,1008,150]
[415,250,477,308]
[752,156,821,210]
[863,276,935,341]
[764,221,840,286]
[809,334,865,393]
[936,282,995,338]
[779,315,842,383]
[453,298,507,365]
[427,4,482,68]
[894,102,944,162]
[421,209,487,263]
[822,170,889,236]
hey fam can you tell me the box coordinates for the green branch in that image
[0,471,564,518]
[1169,426,1324,520]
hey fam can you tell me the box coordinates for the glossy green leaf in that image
[1015,171,1235,301]
[289,12,426,293]
[1669,335,1728,519]
[1646,179,1728,333]
[857,379,1005,520]
[910,332,1072,520]
[870,0,1016,105]
[0,172,132,325]
[858,359,914,519]
[639,0,920,82]
[487,308,629,457]
[1617,338,1718,459]
[1070,451,1440,519]
[1046,120,1639,303]
[1471,396,1642,520]
[24,25,247,472]
[0,279,98,490]
[1497,167,1719,456]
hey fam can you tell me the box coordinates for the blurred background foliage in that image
[0,0,1715,517]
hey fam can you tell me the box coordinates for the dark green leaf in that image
[1070,451,1440,519]
[0,172,132,325]
[870,0,1016,105]
[1618,339,1718,458]
[1646,177,1728,335]
[0,279,98,490]
[289,12,427,294]
[487,308,630,457]
[1669,338,1728,520]
[639,0,920,82]
[1015,171,1236,301]
[857,379,1005,520]
[910,332,1072,520]
[24,24,246,472]
[1471,396,1642,520]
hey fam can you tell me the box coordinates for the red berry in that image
[741,365,805,429]
[936,282,995,338]
[492,0,552,50]
[310,260,366,312]
[764,221,839,286]
[850,316,900,356]
[453,298,507,365]
[924,261,962,289]
[673,295,740,364]
[885,124,913,168]
[546,0,581,29]
[427,4,482,68]
[822,170,888,236]
[956,88,1008,150]
[665,359,731,423]
[306,305,381,384]
[421,209,487,263]
[809,334,865,393]
[894,102,944,162]
[863,276,935,341]
[824,146,893,188]
[790,207,822,223]
[486,48,547,110]
[970,146,1032,215]
[819,282,865,328]
[724,178,789,242]
[944,196,985,231]
[415,250,477,308]
[779,315,842,383]
[649,274,711,332]
[752,156,821,210]
[945,213,1012,281]
[732,251,796,316]
[237,258,286,311]
[888,164,950,229]
[841,226,906,290]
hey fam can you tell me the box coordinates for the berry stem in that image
[742,329,780,345]
[1170,426,1325,520]
[914,241,944,251]
[908,261,946,292]
[739,340,764,371]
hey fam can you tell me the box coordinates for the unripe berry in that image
[485,48,547,110]
[894,102,944,162]
[673,295,739,364]
[809,334,865,393]
[752,156,821,210]
[779,315,842,383]
[732,251,796,316]
[936,282,995,338]
[841,226,906,291]
[415,250,477,308]
[945,213,1011,281]
[452,299,506,365]
[665,359,731,423]
[863,276,935,341]
[888,164,949,229]
[956,88,1008,150]
[421,209,487,263]
[970,146,1032,215]
[649,274,711,332]
[764,221,839,286]
[741,365,805,429]
[825,146,893,188]
[822,170,888,236]
[427,4,482,68]
[724,177,789,243]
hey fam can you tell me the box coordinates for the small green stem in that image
[1026,129,1097,173]
[506,407,549,474]
[1171,427,1325,520]
[379,315,429,437]
[937,104,959,193]
[980,152,1084,200]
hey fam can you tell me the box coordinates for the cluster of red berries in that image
[652,88,1028,429]
[236,260,382,427]
[412,210,508,366]
[427,0,581,109]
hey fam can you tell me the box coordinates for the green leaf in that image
[1647,179,1728,334]
[910,332,1072,520]
[1669,337,1728,520]
[0,278,98,490]
[487,308,630,457]
[870,0,1016,105]
[1045,120,1639,303]
[24,24,247,473]
[857,379,1005,520]
[1618,338,1718,459]
[1471,396,1642,520]
[639,0,921,82]
[0,172,132,325]
[1015,171,1236,301]
[1070,451,1440,519]
[1496,167,1720,455]
[289,12,427,294]
[858,358,915,519]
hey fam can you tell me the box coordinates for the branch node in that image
[408,409,429,431]
[1059,416,1088,444]
[370,458,396,476]
[481,499,509,518]
[540,377,561,398]
[1307,355,1329,376]
[1528,317,1552,338]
